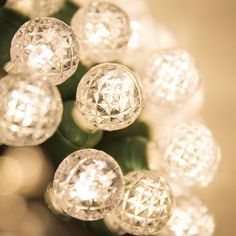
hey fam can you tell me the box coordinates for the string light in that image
[0,1,222,235]
[142,48,200,107]
[159,121,221,187]
[110,171,174,236]
[0,74,63,146]
[160,195,215,236]
[72,63,143,132]
[71,1,131,64]
[10,17,80,85]
[52,149,124,221]
[5,0,65,18]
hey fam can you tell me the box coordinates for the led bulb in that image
[160,195,215,236]
[142,48,200,107]
[52,149,124,221]
[10,17,80,85]
[112,171,174,235]
[6,0,65,18]
[71,1,131,64]
[0,73,63,146]
[73,63,143,132]
[159,122,221,187]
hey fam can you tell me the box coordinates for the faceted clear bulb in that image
[112,171,174,235]
[160,195,215,236]
[10,17,80,85]
[0,73,63,146]
[159,121,221,187]
[71,1,131,64]
[6,0,65,18]
[73,63,143,132]
[142,48,200,107]
[52,149,124,221]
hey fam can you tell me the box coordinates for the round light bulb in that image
[142,48,200,107]
[0,73,63,146]
[159,122,221,187]
[112,171,174,235]
[6,0,65,18]
[73,63,143,132]
[160,195,215,236]
[71,1,131,64]
[52,149,124,221]
[10,17,80,85]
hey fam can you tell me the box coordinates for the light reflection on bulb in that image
[159,121,221,187]
[71,1,131,64]
[0,74,63,146]
[10,17,80,85]
[73,63,143,132]
[159,195,215,236]
[52,149,124,221]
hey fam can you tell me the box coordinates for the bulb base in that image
[72,104,98,133]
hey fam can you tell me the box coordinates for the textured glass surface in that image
[6,0,65,18]
[52,149,124,221]
[75,63,143,131]
[71,1,130,63]
[159,122,221,187]
[143,48,200,106]
[160,195,215,236]
[0,74,63,146]
[10,17,80,85]
[113,171,174,235]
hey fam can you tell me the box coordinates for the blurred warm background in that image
[148,0,236,235]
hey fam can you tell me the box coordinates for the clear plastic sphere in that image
[52,149,124,221]
[159,122,221,187]
[142,48,200,107]
[71,1,131,64]
[160,195,215,236]
[6,0,65,18]
[73,63,143,132]
[0,74,63,146]
[113,171,174,235]
[10,17,80,85]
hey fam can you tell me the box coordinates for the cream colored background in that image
[148,0,236,235]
